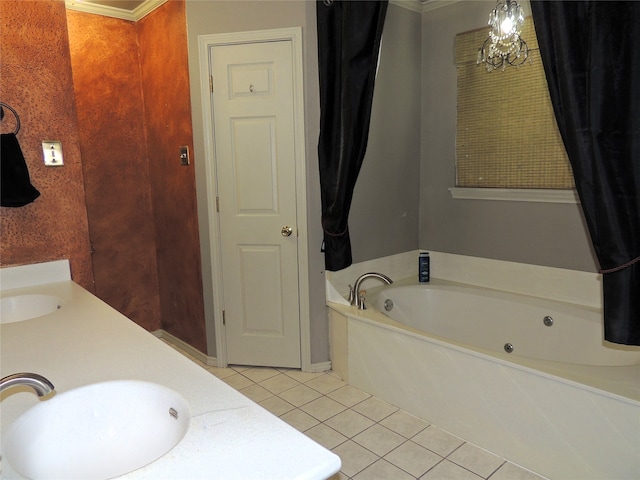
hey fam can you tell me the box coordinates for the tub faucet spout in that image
[351,272,393,309]
[1,373,55,397]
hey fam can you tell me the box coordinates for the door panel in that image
[238,245,283,335]
[231,117,278,212]
[211,40,301,367]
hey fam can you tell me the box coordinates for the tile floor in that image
[168,345,547,480]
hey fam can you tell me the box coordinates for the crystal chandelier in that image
[477,0,529,71]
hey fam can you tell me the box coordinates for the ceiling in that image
[65,0,456,21]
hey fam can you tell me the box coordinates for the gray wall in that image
[185,2,421,363]
[420,0,598,272]
[349,4,421,262]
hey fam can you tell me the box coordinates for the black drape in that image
[531,1,640,345]
[317,0,388,271]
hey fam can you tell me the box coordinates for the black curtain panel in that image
[531,1,640,345]
[316,0,388,271]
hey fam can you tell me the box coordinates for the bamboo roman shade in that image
[455,18,574,189]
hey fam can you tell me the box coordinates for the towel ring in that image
[0,102,21,135]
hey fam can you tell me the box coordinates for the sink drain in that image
[504,343,514,353]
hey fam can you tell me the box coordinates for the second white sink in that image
[4,380,190,480]
[0,294,63,324]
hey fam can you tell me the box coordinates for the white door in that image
[210,40,301,367]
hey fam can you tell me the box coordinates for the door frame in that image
[197,27,311,370]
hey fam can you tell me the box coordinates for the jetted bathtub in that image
[328,280,640,480]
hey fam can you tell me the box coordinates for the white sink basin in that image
[0,294,63,324]
[5,380,190,480]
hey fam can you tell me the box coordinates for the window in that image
[454,17,574,191]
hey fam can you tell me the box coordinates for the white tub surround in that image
[326,250,603,308]
[326,253,639,480]
[1,261,340,480]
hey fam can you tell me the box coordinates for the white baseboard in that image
[153,329,330,373]
[152,329,217,367]
[307,361,332,373]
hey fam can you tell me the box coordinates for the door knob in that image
[281,226,293,237]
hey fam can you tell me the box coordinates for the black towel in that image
[1,133,40,207]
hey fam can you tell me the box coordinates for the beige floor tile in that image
[327,384,371,407]
[221,373,254,390]
[304,423,348,450]
[283,369,326,383]
[239,366,281,383]
[259,372,301,394]
[258,395,295,416]
[305,373,347,394]
[238,383,273,403]
[380,409,430,439]
[325,409,376,438]
[229,365,251,372]
[277,384,323,407]
[352,424,406,457]
[448,442,504,478]
[327,471,349,480]
[300,395,347,422]
[384,440,442,478]
[279,408,320,432]
[352,396,398,422]
[420,459,482,479]
[332,440,378,478]
[353,459,415,480]
[489,462,549,480]
[412,425,465,457]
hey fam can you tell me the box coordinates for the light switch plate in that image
[42,141,64,166]
[179,145,190,166]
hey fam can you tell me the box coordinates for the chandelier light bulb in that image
[500,17,514,36]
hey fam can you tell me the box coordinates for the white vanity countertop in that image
[0,265,341,479]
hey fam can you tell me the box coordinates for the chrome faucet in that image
[349,272,393,309]
[1,373,55,397]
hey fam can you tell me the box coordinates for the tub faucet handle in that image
[358,290,367,310]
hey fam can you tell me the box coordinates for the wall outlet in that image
[42,141,64,166]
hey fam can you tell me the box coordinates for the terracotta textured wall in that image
[66,0,206,350]
[0,0,94,289]
[66,11,162,332]
[139,0,207,351]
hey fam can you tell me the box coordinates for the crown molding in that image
[65,0,166,21]
[391,0,460,14]
[421,0,461,13]
[389,0,424,13]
